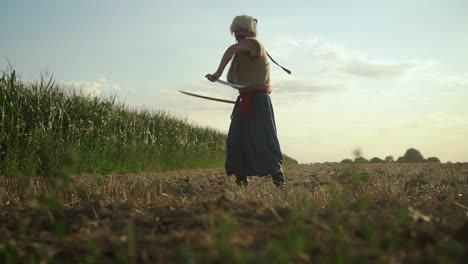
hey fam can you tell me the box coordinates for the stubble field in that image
[1,163,467,263]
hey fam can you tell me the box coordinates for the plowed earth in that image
[1,163,467,263]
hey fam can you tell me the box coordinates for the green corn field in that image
[0,70,228,177]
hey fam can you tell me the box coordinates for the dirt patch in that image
[1,163,467,263]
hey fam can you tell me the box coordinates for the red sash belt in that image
[231,90,269,117]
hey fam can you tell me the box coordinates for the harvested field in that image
[1,163,467,263]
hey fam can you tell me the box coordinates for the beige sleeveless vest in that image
[227,38,270,88]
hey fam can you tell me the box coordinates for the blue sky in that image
[2,0,467,163]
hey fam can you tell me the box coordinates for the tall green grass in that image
[0,70,227,176]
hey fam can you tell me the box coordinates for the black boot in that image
[271,171,286,188]
[235,174,249,187]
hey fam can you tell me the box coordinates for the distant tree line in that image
[340,148,441,164]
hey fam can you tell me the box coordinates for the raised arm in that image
[205,44,237,81]
[205,40,258,82]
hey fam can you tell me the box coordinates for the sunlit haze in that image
[2,0,467,163]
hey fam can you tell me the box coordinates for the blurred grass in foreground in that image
[0,163,466,263]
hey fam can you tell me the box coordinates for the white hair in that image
[230,15,258,37]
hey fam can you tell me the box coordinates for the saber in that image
[215,79,247,89]
[179,90,236,104]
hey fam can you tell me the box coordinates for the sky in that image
[1,0,467,163]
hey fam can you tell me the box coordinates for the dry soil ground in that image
[1,163,467,263]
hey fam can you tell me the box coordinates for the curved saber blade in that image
[215,79,247,89]
[179,90,236,104]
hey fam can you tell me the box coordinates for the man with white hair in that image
[206,15,285,187]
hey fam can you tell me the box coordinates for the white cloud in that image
[59,77,122,98]
[269,36,433,79]
[122,79,239,115]
[344,59,425,79]
[311,40,432,79]
[62,80,103,97]
[272,78,345,102]
[434,75,468,87]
